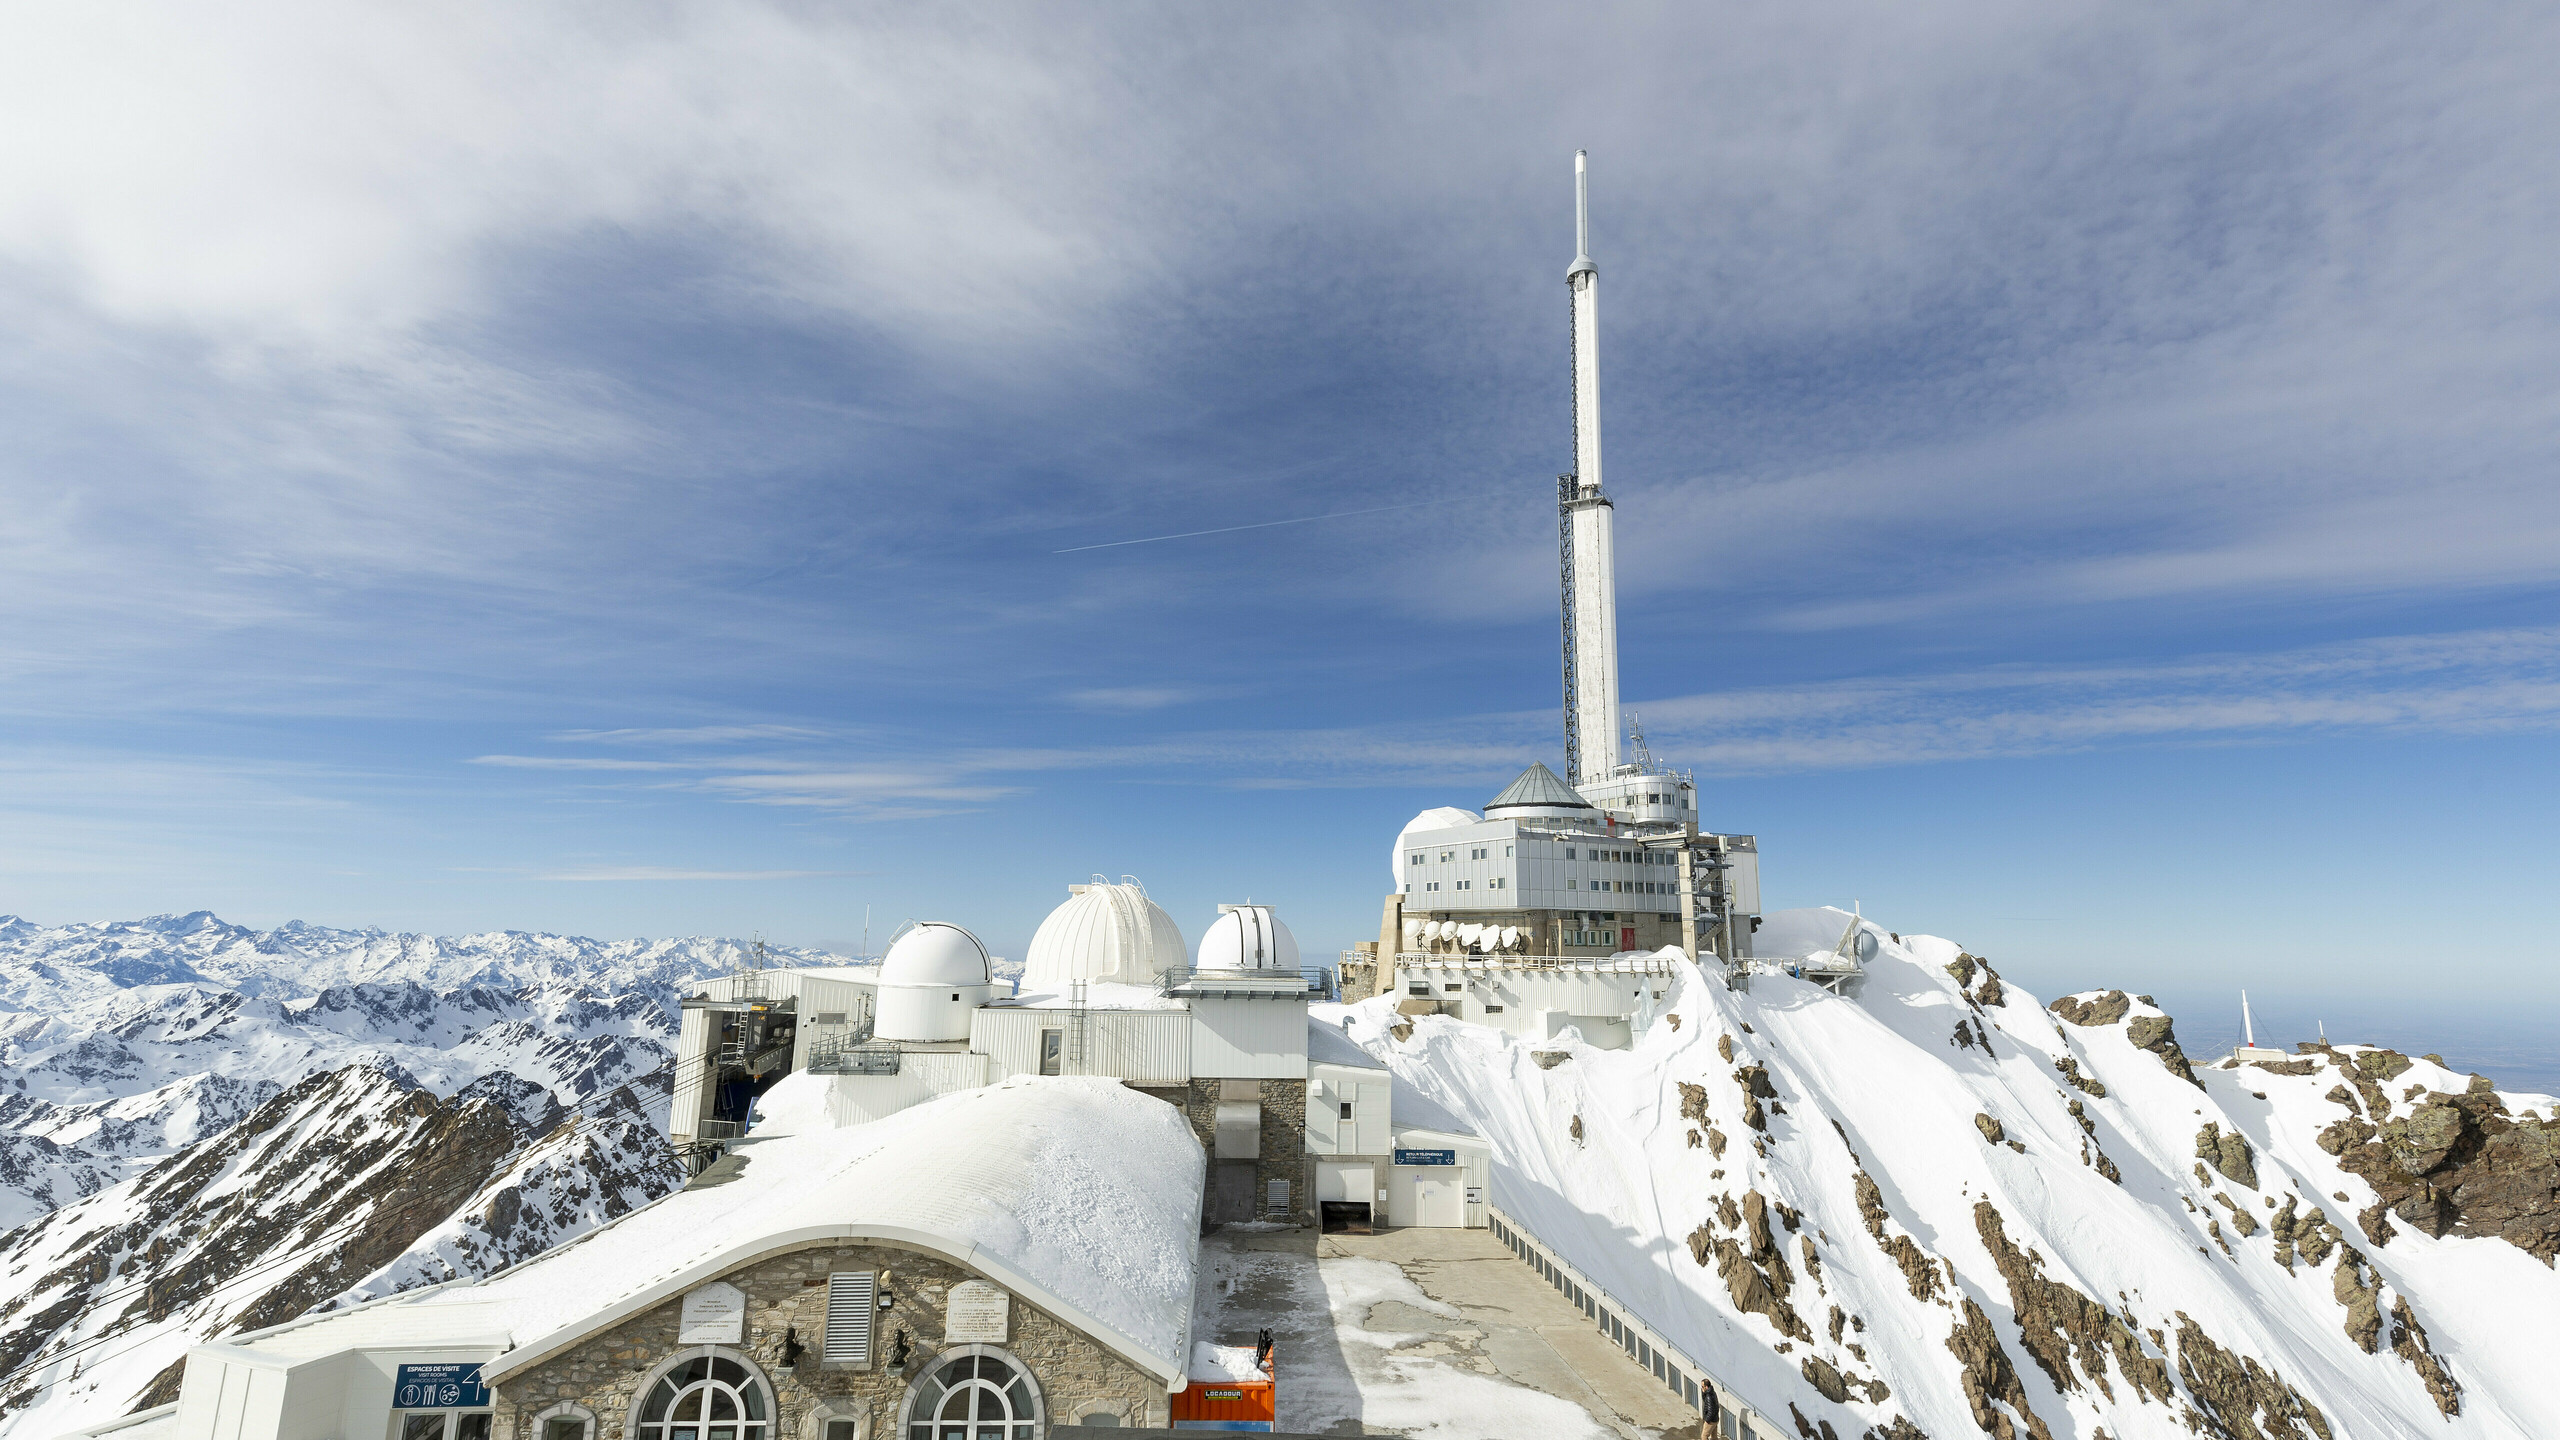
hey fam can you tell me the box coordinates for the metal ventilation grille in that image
[823,1271,875,1364]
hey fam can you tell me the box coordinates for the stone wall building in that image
[143,1078,1202,1440]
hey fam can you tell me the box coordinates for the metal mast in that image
[1559,149,1621,786]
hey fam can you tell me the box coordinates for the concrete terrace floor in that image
[1192,1224,1703,1440]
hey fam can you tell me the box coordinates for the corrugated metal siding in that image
[669,1008,711,1141]
[1188,999,1308,1079]
[1355,1081,1391,1153]
[1305,1076,1338,1149]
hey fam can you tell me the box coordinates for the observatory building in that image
[1347,151,1766,1036]
[663,881,1467,1235]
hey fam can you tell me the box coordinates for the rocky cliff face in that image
[0,913,753,1434]
[1342,908,2560,1439]
[0,1063,682,1429]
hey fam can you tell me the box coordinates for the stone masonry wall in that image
[1257,1078,1311,1226]
[490,1241,1164,1437]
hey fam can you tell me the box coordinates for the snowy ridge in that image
[0,1065,682,1437]
[0,909,822,1436]
[0,911,841,1013]
[1330,907,2560,1439]
[0,911,848,1223]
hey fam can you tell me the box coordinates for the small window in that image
[1340,1101,1353,1119]
[1439,850,1454,862]
[827,1423,859,1440]
[544,1420,588,1440]
[1409,983,1430,995]
[1484,1004,1504,1013]
[1564,847,1576,859]
[1444,983,1462,992]
[1039,1029,1063,1076]
[1505,845,1514,857]
[1456,880,1470,890]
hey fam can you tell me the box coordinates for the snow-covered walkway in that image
[1191,1224,1698,1439]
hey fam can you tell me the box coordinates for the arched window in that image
[633,1350,771,1440]
[900,1347,1043,1440]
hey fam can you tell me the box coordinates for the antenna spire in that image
[1574,149,1591,265]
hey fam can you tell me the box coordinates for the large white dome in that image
[1197,905,1300,972]
[1024,880,1186,989]
[880,922,992,988]
[1391,806,1482,887]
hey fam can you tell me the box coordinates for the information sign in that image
[392,1362,488,1409]
[678,1281,747,1344]
[1393,1148,1457,1166]
[944,1281,1010,1343]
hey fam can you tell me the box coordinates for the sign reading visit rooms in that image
[393,1363,488,1409]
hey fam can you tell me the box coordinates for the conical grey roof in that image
[1484,761,1595,813]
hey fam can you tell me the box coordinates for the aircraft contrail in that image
[1051,499,1455,554]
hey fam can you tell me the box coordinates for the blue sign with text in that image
[1394,1148,1457,1166]
[393,1362,489,1409]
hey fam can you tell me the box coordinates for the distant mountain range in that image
[0,911,852,1434]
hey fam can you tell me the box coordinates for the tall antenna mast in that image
[1558,149,1622,787]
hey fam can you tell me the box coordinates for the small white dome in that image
[1197,905,1300,972]
[880,923,992,988]
[1024,880,1186,989]
[1390,806,1482,887]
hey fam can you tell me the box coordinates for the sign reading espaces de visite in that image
[944,1281,1009,1343]
[678,1281,747,1344]
[1394,1148,1457,1166]
[392,1362,488,1409]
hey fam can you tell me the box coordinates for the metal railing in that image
[1392,951,1689,975]
[1155,966,1333,999]
[804,1029,897,1074]
[1488,1203,1775,1439]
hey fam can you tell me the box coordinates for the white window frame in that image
[527,1404,597,1440]
[893,1343,1046,1439]
[624,1345,778,1440]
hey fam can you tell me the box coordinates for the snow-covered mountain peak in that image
[1339,909,2560,1438]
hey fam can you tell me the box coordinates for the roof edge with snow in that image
[478,1221,1190,1389]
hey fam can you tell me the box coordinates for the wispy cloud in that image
[545,725,832,746]
[473,628,2560,812]
[468,756,689,771]
[539,866,865,882]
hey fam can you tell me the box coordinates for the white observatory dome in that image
[1391,805,1482,887]
[1024,879,1187,989]
[875,922,999,1042]
[1197,905,1300,973]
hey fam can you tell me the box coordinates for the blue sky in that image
[3,5,2556,1044]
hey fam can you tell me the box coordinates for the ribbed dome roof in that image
[1197,905,1299,972]
[1483,761,1596,815]
[1024,880,1186,989]
[880,922,992,987]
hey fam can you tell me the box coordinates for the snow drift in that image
[1327,907,2560,1439]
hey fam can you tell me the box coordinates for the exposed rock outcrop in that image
[2195,1122,2257,1188]
[2327,1086,2560,1261]
[2389,1296,2461,1417]
[2048,991,2131,1028]
[1972,1203,2172,1408]
[2171,1313,2332,1440]
[2126,1014,2202,1088]
[1945,1297,2052,1440]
